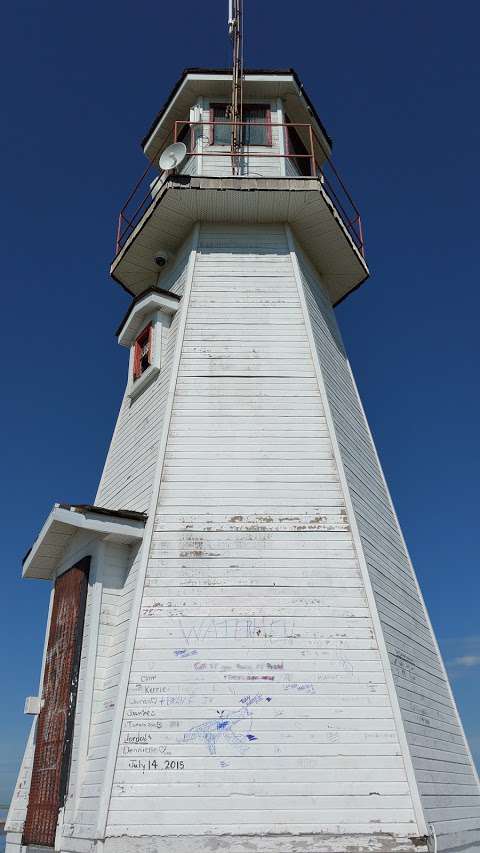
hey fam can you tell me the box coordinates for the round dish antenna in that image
[159,142,187,171]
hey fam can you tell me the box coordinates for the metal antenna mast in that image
[228,0,243,172]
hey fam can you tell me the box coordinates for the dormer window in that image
[116,287,181,401]
[211,104,272,146]
[133,324,152,381]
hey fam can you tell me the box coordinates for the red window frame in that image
[209,103,272,146]
[133,323,153,381]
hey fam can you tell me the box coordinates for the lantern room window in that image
[176,120,191,149]
[285,113,311,176]
[133,324,152,381]
[211,104,272,146]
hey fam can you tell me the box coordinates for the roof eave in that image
[141,67,333,155]
[22,504,147,580]
[115,286,181,341]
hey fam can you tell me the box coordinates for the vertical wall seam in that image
[285,223,428,837]
[94,222,200,840]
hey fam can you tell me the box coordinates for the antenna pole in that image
[229,0,243,174]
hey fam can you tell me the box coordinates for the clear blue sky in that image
[1,0,479,803]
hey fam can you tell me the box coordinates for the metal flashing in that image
[56,503,147,522]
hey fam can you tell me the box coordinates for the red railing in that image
[115,121,364,258]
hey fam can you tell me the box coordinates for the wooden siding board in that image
[4,720,36,835]
[296,242,480,839]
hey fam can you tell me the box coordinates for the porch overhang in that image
[22,504,147,580]
[110,175,369,306]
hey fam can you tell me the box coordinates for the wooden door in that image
[22,557,90,847]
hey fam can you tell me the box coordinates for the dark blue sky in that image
[1,0,479,802]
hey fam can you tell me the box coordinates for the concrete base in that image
[55,833,429,853]
[9,828,480,853]
[102,835,428,853]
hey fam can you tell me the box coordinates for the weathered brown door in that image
[23,557,90,847]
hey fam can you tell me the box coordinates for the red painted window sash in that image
[146,322,153,364]
[133,323,152,380]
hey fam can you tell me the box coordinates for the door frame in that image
[58,556,90,808]
[22,556,90,847]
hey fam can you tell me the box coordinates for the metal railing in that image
[115,121,364,258]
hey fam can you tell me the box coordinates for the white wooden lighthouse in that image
[6,18,480,853]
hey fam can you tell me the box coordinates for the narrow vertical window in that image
[133,324,152,380]
[211,104,232,145]
[242,105,271,146]
[285,113,311,176]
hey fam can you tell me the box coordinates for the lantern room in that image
[141,67,333,178]
[111,68,368,307]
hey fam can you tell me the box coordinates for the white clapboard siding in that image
[19,217,476,852]
[106,223,419,840]
[95,237,191,513]
[179,152,198,176]
[4,720,36,834]
[66,543,143,830]
[295,242,480,841]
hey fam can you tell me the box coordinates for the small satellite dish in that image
[159,142,187,171]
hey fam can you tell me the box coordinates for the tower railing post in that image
[308,124,316,177]
[357,215,365,256]
[115,213,122,255]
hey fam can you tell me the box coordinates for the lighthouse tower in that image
[6,20,480,853]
